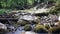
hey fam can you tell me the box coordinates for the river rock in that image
[21,31,37,34]
[58,16,60,21]
[18,15,38,22]
[21,15,37,20]
[40,14,58,23]
[0,23,7,30]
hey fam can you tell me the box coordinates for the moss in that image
[49,27,60,34]
[58,21,60,25]
[44,24,50,29]
[34,24,48,33]
[24,24,32,31]
[0,29,7,34]
[34,19,41,24]
[0,9,6,14]
[18,20,30,26]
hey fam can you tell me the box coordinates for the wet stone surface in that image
[40,14,58,24]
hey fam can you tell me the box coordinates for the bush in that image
[24,24,32,31]
[0,9,12,14]
[49,1,60,15]
[33,24,48,33]
[48,0,56,4]
[0,9,6,14]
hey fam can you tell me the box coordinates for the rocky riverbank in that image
[3,11,59,34]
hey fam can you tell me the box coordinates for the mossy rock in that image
[0,29,7,34]
[44,24,50,29]
[34,19,41,24]
[58,21,60,25]
[24,24,32,31]
[17,20,30,26]
[33,24,48,33]
[49,27,60,34]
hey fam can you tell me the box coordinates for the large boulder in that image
[18,15,37,21]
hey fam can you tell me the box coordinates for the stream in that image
[7,26,24,34]
[6,14,58,34]
[5,3,57,34]
[7,25,36,34]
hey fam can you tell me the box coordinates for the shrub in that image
[33,24,48,33]
[0,9,6,14]
[0,9,12,14]
[49,2,60,15]
[48,0,56,4]
[24,24,32,31]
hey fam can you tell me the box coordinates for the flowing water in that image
[7,25,36,34]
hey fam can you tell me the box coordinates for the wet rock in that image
[21,31,36,34]
[0,29,7,34]
[54,22,59,26]
[43,23,51,27]
[17,12,38,23]
[40,14,58,24]
[58,16,60,21]
[17,20,30,26]
[18,15,37,21]
[7,25,15,31]
[24,24,32,31]
[33,24,47,33]
[21,15,37,20]
[25,31,36,34]
[9,11,38,22]
[0,23,7,30]
[39,14,59,27]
